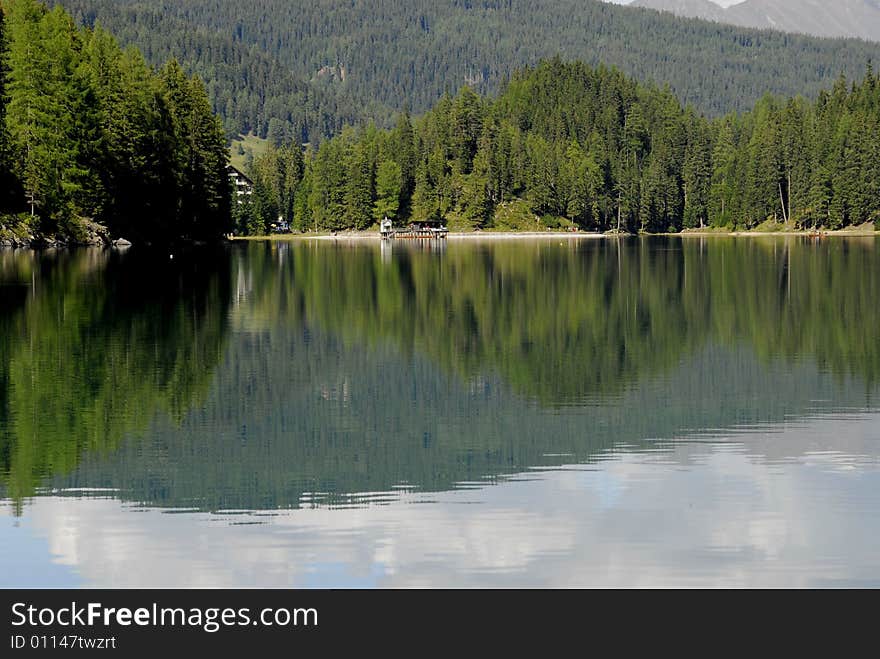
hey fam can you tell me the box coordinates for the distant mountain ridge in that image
[632,0,880,41]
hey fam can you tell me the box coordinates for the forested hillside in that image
[52,0,880,142]
[0,0,230,244]
[241,60,880,234]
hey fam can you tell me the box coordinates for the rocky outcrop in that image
[0,218,113,249]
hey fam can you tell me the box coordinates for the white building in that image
[227,165,254,204]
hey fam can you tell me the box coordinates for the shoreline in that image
[5,228,876,250]
[230,228,879,242]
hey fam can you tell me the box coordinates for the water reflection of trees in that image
[62,236,869,513]
[60,319,876,513]
[245,237,880,402]
[0,249,231,508]
[6,237,880,512]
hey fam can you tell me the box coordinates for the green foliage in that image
[0,0,230,242]
[160,60,231,240]
[0,10,16,210]
[46,0,880,144]
[307,138,347,232]
[262,60,880,234]
[373,159,402,222]
[3,0,92,225]
[238,142,303,235]
[344,138,374,230]
[491,200,540,231]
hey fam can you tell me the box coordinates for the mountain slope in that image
[53,0,880,141]
[633,0,727,22]
[633,0,880,41]
[731,0,880,40]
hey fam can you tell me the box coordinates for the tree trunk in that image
[788,171,792,224]
[779,181,788,223]
[617,191,622,232]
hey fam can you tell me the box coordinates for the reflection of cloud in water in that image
[5,413,879,588]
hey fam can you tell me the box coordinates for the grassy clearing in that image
[229,133,270,171]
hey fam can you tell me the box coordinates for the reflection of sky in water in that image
[3,413,879,588]
[0,516,80,587]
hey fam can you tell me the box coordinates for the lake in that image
[1,236,879,587]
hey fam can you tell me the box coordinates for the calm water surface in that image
[1,237,879,587]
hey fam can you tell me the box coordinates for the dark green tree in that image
[373,159,402,222]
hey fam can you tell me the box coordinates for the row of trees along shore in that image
[242,58,880,235]
[0,0,230,244]
[2,0,877,240]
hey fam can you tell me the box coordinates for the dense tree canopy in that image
[50,0,880,143]
[0,0,230,244]
[3,2,879,238]
[243,60,880,235]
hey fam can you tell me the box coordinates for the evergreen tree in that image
[4,0,68,221]
[450,87,483,174]
[1,1,232,243]
[457,131,493,228]
[47,0,880,144]
[682,116,712,229]
[292,158,313,232]
[161,59,231,239]
[373,159,402,222]
[344,139,374,230]
[562,140,602,228]
[709,117,738,227]
[410,159,436,221]
[308,138,346,230]
[0,8,17,210]
[389,110,416,215]
[274,59,880,235]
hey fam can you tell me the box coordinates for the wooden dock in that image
[386,228,448,240]
[381,220,448,240]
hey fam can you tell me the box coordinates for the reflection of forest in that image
[20,238,880,511]
[2,238,879,511]
[0,249,232,507]
[245,237,880,400]
[59,326,878,512]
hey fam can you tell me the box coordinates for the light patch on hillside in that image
[229,133,269,172]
